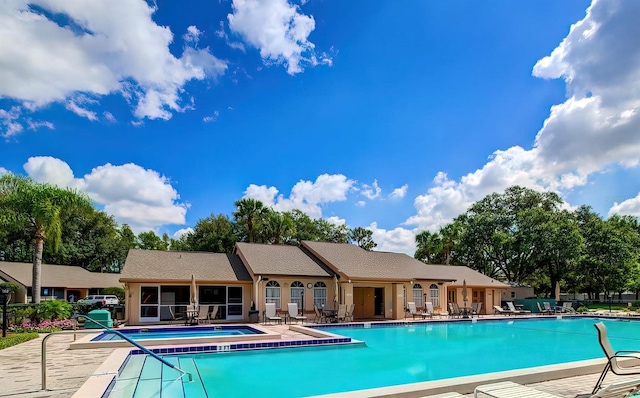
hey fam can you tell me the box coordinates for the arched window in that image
[290,281,304,309]
[313,282,327,308]
[429,283,440,307]
[412,283,423,308]
[265,280,281,309]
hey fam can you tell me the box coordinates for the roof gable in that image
[0,261,121,288]
[235,242,331,277]
[120,249,252,282]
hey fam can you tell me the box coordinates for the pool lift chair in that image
[592,322,640,394]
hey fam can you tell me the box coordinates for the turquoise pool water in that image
[93,325,261,341]
[114,318,640,397]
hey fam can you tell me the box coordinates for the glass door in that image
[140,286,160,322]
[227,286,243,321]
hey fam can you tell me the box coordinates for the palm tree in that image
[414,230,442,264]
[233,198,268,243]
[0,175,92,303]
[265,211,295,244]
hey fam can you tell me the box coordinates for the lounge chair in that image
[424,302,436,318]
[592,322,640,394]
[312,305,326,323]
[407,301,431,319]
[196,305,211,324]
[543,301,560,314]
[591,377,640,397]
[537,302,554,315]
[345,303,355,322]
[449,303,462,318]
[507,301,531,315]
[168,306,185,324]
[287,303,307,324]
[335,304,347,322]
[493,305,514,316]
[264,302,282,324]
[474,381,560,397]
[471,302,483,317]
[562,302,576,313]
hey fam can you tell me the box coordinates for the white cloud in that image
[228,0,330,74]
[243,173,355,218]
[173,227,194,239]
[356,200,366,207]
[216,20,246,52]
[66,101,98,121]
[103,111,117,123]
[0,1,228,136]
[609,193,640,217]
[0,167,8,176]
[404,0,640,233]
[326,216,346,226]
[203,110,220,123]
[183,26,202,47]
[389,184,408,199]
[22,156,188,232]
[361,180,381,200]
[367,222,416,255]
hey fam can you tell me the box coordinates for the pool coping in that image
[69,323,279,349]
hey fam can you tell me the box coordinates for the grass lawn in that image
[0,332,39,350]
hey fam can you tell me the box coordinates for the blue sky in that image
[1,0,639,254]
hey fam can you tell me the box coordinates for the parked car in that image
[77,295,119,307]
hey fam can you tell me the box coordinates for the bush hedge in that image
[0,332,39,350]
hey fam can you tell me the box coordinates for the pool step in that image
[178,356,209,398]
[106,355,146,398]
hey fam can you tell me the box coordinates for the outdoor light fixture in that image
[1,286,10,338]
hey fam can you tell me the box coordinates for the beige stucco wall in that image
[124,282,252,326]
[254,276,335,314]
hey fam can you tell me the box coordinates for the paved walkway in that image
[0,326,635,398]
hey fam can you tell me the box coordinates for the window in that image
[265,280,281,309]
[313,282,327,308]
[290,281,304,309]
[429,284,440,307]
[412,283,423,308]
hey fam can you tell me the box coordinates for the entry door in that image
[140,286,160,322]
[227,286,243,321]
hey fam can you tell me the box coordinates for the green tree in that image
[454,186,563,283]
[233,198,268,243]
[414,230,443,264]
[349,227,377,251]
[136,231,169,250]
[0,174,92,303]
[183,214,237,253]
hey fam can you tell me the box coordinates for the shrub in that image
[0,332,39,350]
[8,305,36,326]
[632,301,640,309]
[577,306,589,313]
[9,319,77,333]
[38,300,73,321]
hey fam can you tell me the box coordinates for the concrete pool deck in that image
[0,317,637,397]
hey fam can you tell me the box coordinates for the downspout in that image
[256,276,262,312]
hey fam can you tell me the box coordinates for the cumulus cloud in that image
[203,110,220,123]
[355,200,366,207]
[0,1,228,136]
[22,156,188,232]
[242,174,355,218]
[0,167,8,176]
[326,216,346,226]
[228,0,331,74]
[389,184,408,199]
[173,227,194,239]
[404,0,640,233]
[367,222,416,255]
[361,180,381,200]
[103,111,117,123]
[609,194,640,217]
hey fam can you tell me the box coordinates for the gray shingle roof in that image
[301,241,508,287]
[120,249,252,282]
[235,242,332,277]
[0,261,121,288]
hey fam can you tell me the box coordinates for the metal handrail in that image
[42,315,192,391]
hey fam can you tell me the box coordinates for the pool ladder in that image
[41,315,192,391]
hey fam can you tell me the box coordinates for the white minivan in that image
[77,295,119,307]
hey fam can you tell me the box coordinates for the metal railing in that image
[42,315,192,391]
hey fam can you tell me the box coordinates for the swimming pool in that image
[100,317,640,397]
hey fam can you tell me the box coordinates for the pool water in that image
[93,325,261,341]
[114,318,640,397]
